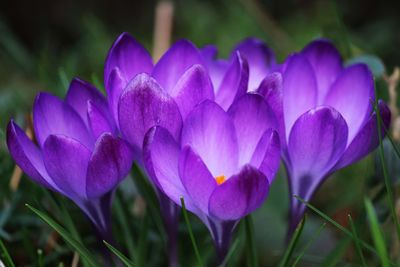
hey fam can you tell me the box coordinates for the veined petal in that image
[118,73,183,152]
[33,93,93,149]
[87,101,115,140]
[7,121,57,190]
[335,100,391,170]
[282,55,318,138]
[104,32,153,86]
[208,165,269,221]
[301,39,343,104]
[228,93,278,166]
[43,135,91,199]
[152,39,204,93]
[215,51,249,110]
[106,68,124,129]
[324,64,374,144]
[170,64,214,120]
[200,45,229,90]
[179,146,217,215]
[233,37,275,91]
[86,133,133,199]
[181,100,238,177]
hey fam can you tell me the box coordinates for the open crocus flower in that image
[201,37,276,93]
[143,95,281,263]
[259,39,391,235]
[7,78,133,243]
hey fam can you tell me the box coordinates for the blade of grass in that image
[26,204,99,267]
[180,197,203,267]
[364,198,390,267]
[220,237,240,267]
[244,215,258,267]
[348,214,367,267]
[0,238,15,267]
[373,89,400,242]
[103,240,136,267]
[278,216,306,267]
[136,213,149,267]
[321,236,351,267]
[37,249,44,267]
[292,223,326,267]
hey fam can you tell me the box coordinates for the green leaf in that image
[37,249,44,267]
[321,236,351,267]
[180,197,203,267]
[25,204,99,267]
[278,216,306,267]
[244,215,258,267]
[0,238,15,267]
[219,237,240,267]
[364,198,390,267]
[348,214,366,267]
[103,240,136,267]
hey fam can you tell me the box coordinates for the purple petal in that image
[86,133,133,199]
[106,68,124,129]
[181,100,239,178]
[233,38,275,91]
[43,135,91,199]
[208,165,269,221]
[250,129,281,184]
[104,32,153,86]
[324,64,374,143]
[228,93,278,166]
[301,39,343,104]
[179,146,217,215]
[6,121,57,190]
[118,73,183,152]
[87,101,115,139]
[288,106,348,185]
[169,64,214,120]
[152,40,204,93]
[215,52,249,110]
[65,78,109,128]
[282,55,318,137]
[334,100,391,170]
[33,93,93,149]
[200,45,230,90]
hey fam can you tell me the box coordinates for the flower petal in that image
[282,55,318,138]
[250,129,281,184]
[152,40,203,93]
[106,68,124,129]
[301,39,343,104]
[43,135,91,199]
[143,127,203,217]
[86,133,133,199]
[200,45,229,90]
[181,100,238,177]
[208,165,269,221]
[215,51,249,110]
[324,64,374,143]
[179,145,216,215]
[228,93,278,166]
[104,32,153,86]
[335,100,391,170]
[118,73,183,152]
[233,37,275,91]
[33,93,93,149]
[87,101,115,139]
[288,106,348,185]
[6,121,57,190]
[169,64,214,120]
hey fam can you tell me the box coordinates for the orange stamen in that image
[215,175,226,185]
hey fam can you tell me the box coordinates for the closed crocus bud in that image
[258,39,391,236]
[144,96,281,264]
[7,78,133,243]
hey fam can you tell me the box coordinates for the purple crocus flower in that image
[143,95,281,263]
[7,78,134,243]
[103,32,250,265]
[259,39,391,234]
[200,37,276,93]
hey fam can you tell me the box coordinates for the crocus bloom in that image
[259,39,391,234]
[7,78,133,242]
[103,33,250,265]
[201,37,276,93]
[144,95,281,263]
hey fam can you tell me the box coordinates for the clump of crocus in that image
[259,39,391,235]
[7,78,133,243]
[144,95,280,263]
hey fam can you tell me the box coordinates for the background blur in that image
[0,0,399,266]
